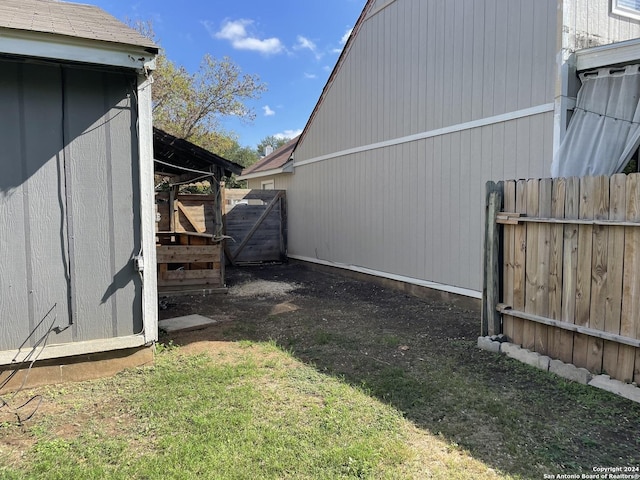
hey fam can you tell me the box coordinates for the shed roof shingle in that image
[0,0,158,51]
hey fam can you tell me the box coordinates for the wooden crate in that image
[156,231,226,295]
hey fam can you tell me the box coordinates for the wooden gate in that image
[483,174,640,384]
[223,189,287,265]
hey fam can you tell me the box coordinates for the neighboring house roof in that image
[238,136,298,180]
[0,0,158,51]
[153,128,243,180]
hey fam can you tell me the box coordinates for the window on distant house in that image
[612,0,640,21]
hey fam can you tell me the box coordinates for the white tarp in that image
[551,64,640,177]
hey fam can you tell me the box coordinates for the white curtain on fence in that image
[551,64,640,178]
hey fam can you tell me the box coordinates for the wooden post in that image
[482,181,503,336]
[169,185,178,232]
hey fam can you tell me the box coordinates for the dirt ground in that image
[159,261,640,478]
[160,262,478,361]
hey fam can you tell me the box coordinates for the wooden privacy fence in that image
[223,189,287,265]
[483,174,640,385]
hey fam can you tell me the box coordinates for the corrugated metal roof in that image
[0,0,158,51]
[242,136,298,175]
[153,128,244,178]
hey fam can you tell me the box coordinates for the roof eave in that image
[0,28,157,71]
[237,162,293,181]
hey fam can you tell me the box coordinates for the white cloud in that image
[341,28,353,45]
[294,35,321,59]
[263,105,275,116]
[274,129,303,140]
[332,27,353,54]
[304,72,317,79]
[212,19,284,55]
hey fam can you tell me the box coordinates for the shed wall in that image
[289,0,557,294]
[0,59,142,352]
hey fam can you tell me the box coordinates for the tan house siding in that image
[287,0,640,296]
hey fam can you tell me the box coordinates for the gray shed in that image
[0,0,159,387]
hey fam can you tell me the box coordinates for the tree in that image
[152,54,267,141]
[133,20,266,145]
[256,136,291,156]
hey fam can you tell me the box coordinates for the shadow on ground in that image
[159,262,640,479]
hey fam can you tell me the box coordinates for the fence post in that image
[482,181,503,336]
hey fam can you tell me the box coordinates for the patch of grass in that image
[0,343,506,479]
[379,334,401,348]
[313,329,333,345]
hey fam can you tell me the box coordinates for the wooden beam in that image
[157,245,219,263]
[496,304,640,349]
[497,215,640,228]
[482,181,503,336]
[169,185,178,232]
[177,201,206,233]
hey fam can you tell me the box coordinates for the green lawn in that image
[0,341,507,480]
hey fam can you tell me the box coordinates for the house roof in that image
[0,0,158,52]
[295,0,374,150]
[153,128,243,180]
[240,136,298,178]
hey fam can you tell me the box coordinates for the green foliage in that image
[132,20,266,165]
[256,135,291,156]
[152,54,266,142]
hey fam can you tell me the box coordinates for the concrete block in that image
[477,336,501,353]
[536,355,551,371]
[158,314,217,333]
[549,359,592,385]
[506,346,540,368]
[589,375,640,404]
[500,342,521,356]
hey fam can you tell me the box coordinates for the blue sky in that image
[78,0,365,150]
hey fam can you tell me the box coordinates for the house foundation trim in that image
[294,103,555,168]
[288,254,482,299]
[0,334,150,367]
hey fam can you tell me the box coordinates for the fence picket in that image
[511,179,528,346]
[620,174,640,382]
[557,177,579,364]
[535,179,552,354]
[586,176,609,373]
[524,179,540,351]
[502,181,516,342]
[548,178,566,359]
[573,177,595,368]
[603,174,626,377]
